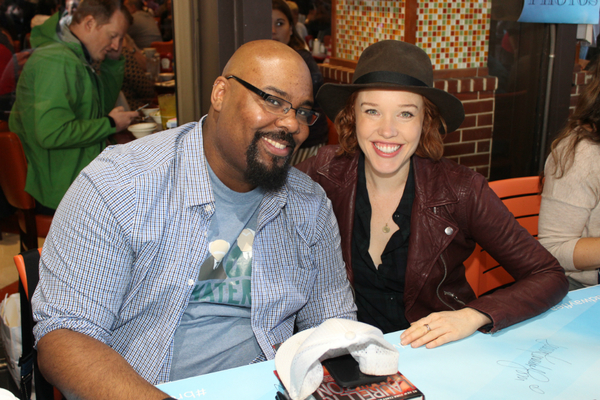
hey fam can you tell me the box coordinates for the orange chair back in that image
[464,176,541,296]
[0,131,34,210]
[13,248,42,300]
[150,40,173,55]
[0,131,53,251]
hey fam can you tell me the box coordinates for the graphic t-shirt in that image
[169,164,264,380]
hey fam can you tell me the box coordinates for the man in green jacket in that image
[9,0,139,213]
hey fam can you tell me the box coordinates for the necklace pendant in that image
[382,223,390,233]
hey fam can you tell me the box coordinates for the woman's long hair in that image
[272,0,306,52]
[546,61,600,180]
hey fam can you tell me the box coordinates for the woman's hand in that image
[400,308,491,349]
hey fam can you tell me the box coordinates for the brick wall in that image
[570,65,593,116]
[319,63,498,179]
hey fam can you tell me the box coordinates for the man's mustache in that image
[255,130,296,151]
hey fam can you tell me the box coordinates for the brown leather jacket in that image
[296,146,568,332]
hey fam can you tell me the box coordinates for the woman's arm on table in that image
[573,237,600,270]
[38,329,170,400]
[400,308,491,349]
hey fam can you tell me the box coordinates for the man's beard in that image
[244,130,296,192]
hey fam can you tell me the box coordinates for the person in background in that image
[305,0,330,39]
[297,40,568,348]
[145,0,159,14]
[33,40,355,399]
[0,27,30,120]
[120,33,154,110]
[9,0,138,214]
[157,0,171,41]
[539,61,600,290]
[272,0,328,164]
[29,0,61,29]
[124,0,162,49]
[59,0,79,27]
[286,1,308,42]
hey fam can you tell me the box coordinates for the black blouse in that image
[351,154,415,334]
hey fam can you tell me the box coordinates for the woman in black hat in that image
[297,40,568,348]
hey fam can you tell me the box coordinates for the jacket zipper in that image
[433,206,464,309]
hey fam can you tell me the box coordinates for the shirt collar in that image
[182,117,290,211]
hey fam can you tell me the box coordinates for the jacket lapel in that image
[404,157,460,312]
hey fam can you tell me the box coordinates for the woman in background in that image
[539,61,600,290]
[120,34,154,111]
[272,0,328,164]
[298,40,568,348]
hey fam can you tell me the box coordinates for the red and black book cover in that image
[274,367,425,400]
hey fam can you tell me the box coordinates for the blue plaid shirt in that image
[32,118,356,384]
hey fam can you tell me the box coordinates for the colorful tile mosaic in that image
[416,0,490,69]
[335,1,406,61]
[334,0,490,70]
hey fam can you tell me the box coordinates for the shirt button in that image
[445,227,454,235]
[204,204,212,213]
[188,279,195,286]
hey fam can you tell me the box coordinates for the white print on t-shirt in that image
[192,229,255,305]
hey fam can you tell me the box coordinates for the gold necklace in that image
[382,215,393,233]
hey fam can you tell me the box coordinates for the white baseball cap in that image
[274,318,399,400]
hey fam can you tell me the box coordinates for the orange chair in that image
[150,40,173,56]
[464,176,541,297]
[0,131,53,252]
[14,248,62,400]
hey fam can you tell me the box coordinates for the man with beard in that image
[32,40,356,399]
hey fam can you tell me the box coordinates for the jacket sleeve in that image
[27,49,117,150]
[99,56,126,113]
[461,173,568,332]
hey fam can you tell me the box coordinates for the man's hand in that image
[109,106,139,132]
[15,50,31,70]
[400,308,492,349]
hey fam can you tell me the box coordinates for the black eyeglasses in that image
[226,75,320,126]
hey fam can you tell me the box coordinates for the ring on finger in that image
[424,324,431,333]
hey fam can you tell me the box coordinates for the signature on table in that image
[496,338,571,394]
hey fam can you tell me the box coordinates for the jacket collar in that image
[412,156,459,208]
[183,117,289,217]
[315,149,359,190]
[316,149,460,209]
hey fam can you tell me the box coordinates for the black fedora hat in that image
[316,40,465,133]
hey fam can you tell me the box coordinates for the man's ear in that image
[211,76,228,112]
[83,14,97,32]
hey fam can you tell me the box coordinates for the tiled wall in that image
[335,1,406,60]
[334,0,491,70]
[416,0,490,70]
[319,64,498,178]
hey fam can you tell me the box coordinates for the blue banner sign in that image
[519,0,600,24]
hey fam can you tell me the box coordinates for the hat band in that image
[353,71,429,88]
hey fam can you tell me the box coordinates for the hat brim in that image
[316,82,465,134]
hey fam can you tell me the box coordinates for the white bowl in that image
[141,107,159,117]
[128,122,157,138]
[158,72,174,82]
[151,115,162,125]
